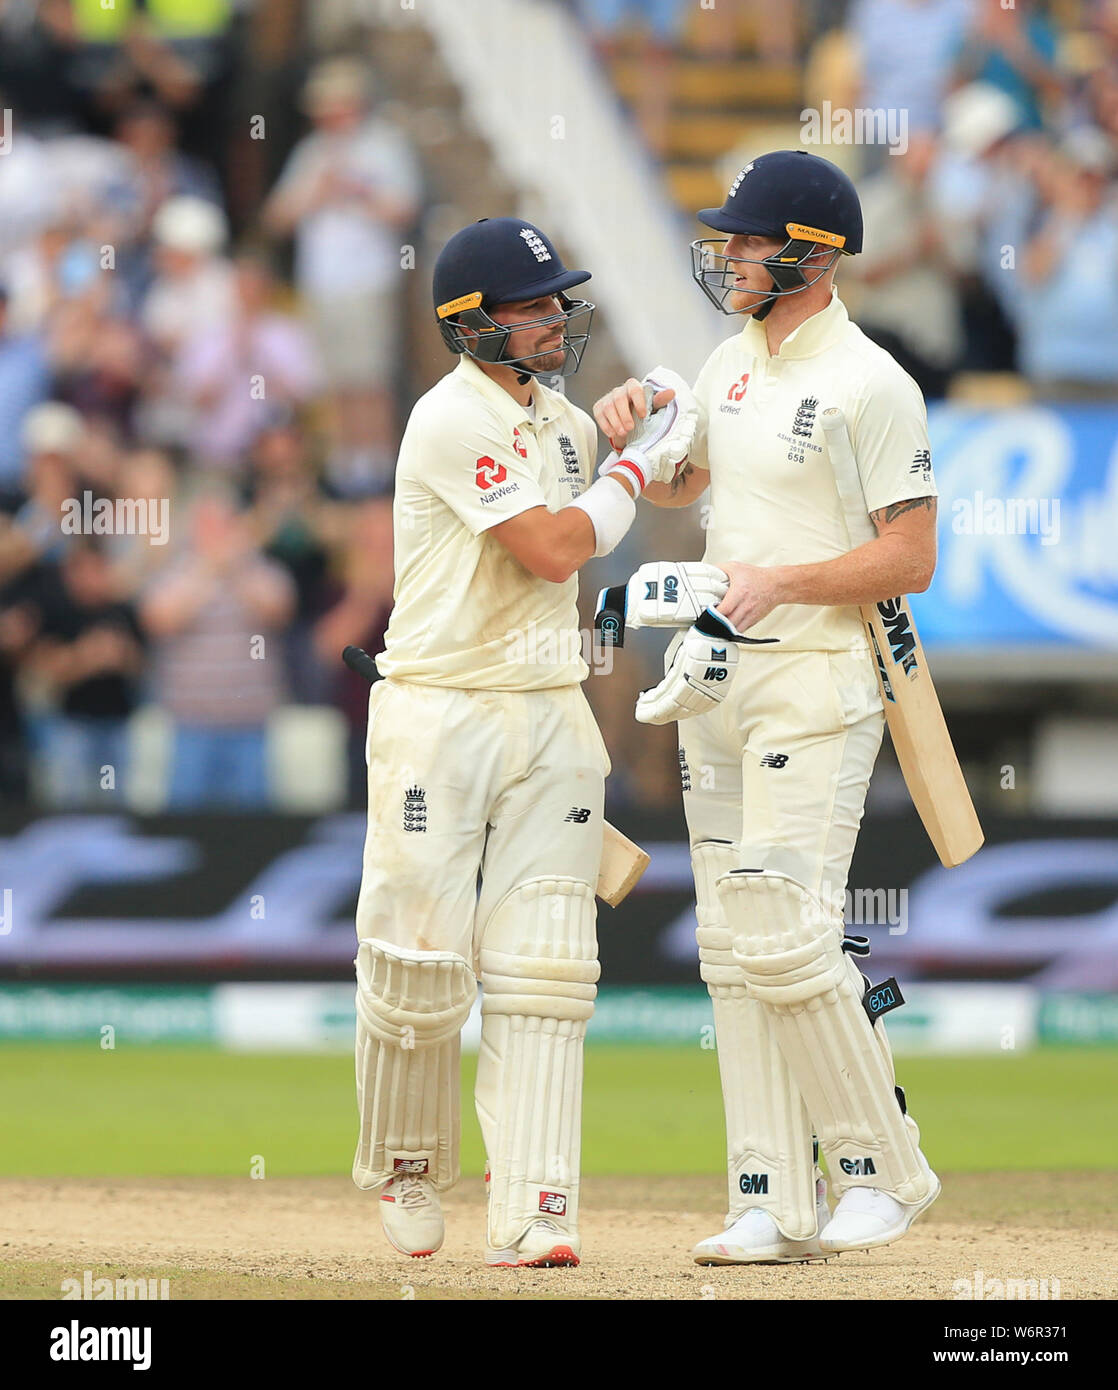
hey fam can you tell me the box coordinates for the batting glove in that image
[634,608,777,725]
[594,561,729,648]
[601,366,698,493]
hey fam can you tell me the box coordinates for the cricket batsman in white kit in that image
[594,151,941,1263]
[352,217,696,1265]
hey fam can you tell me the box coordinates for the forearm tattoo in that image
[671,462,694,495]
[871,496,935,526]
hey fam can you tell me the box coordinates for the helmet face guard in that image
[437,291,595,377]
[690,234,844,319]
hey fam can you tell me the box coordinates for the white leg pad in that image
[475,877,599,1252]
[694,842,819,1240]
[722,870,935,1205]
[352,938,476,1192]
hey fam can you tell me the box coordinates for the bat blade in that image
[862,600,984,867]
[821,407,983,868]
[598,820,650,906]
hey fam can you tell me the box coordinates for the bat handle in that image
[342,645,380,684]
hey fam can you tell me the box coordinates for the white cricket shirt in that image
[689,290,937,651]
[377,354,597,689]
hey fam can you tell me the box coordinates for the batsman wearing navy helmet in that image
[594,150,941,1263]
[352,217,696,1267]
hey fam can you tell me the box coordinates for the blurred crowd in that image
[0,0,1114,816]
[0,2,419,811]
[587,0,1118,397]
[841,0,1118,397]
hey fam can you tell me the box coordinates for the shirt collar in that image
[740,288,849,361]
[453,354,562,427]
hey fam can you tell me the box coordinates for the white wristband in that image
[564,475,637,557]
[600,448,651,494]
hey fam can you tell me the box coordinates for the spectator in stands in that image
[243,409,337,703]
[2,217,110,339]
[107,446,180,597]
[0,286,50,506]
[140,486,295,808]
[847,0,971,166]
[26,537,145,808]
[176,253,322,470]
[1012,128,1118,393]
[0,0,88,136]
[312,497,394,804]
[141,195,232,356]
[263,58,422,497]
[105,100,224,310]
[8,403,86,567]
[139,194,234,449]
[846,131,965,397]
[63,0,237,163]
[953,0,1064,133]
[53,313,146,435]
[0,112,62,265]
[930,81,1025,372]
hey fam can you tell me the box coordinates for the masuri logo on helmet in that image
[691,149,863,320]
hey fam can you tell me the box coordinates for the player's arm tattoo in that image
[870,496,936,528]
[670,461,694,496]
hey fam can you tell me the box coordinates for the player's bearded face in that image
[496,296,567,370]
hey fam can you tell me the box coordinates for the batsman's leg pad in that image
[722,870,934,1206]
[475,877,600,1252]
[352,938,476,1192]
[694,841,819,1240]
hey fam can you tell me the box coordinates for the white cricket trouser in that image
[356,679,609,956]
[679,646,884,893]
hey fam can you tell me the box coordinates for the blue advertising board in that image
[913,404,1118,649]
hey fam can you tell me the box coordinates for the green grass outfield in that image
[0,1044,1113,1178]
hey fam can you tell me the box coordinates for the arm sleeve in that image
[417,407,551,536]
[849,361,938,514]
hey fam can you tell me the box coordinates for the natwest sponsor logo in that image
[476,456,508,490]
[512,428,527,459]
[727,372,750,402]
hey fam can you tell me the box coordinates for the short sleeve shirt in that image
[690,291,937,652]
[377,355,598,689]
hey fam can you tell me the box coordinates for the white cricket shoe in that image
[819,1164,941,1252]
[379,1174,444,1257]
[692,1182,833,1265]
[486,1220,581,1268]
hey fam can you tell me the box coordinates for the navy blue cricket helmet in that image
[692,150,863,319]
[433,218,595,377]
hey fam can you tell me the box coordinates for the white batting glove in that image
[601,366,698,493]
[594,561,729,648]
[634,608,776,725]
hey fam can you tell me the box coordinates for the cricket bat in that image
[819,409,983,868]
[341,646,651,904]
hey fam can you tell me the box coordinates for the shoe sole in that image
[486,1245,580,1268]
[381,1221,443,1259]
[819,1172,941,1253]
[693,1246,833,1266]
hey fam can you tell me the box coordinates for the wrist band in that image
[564,476,637,557]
